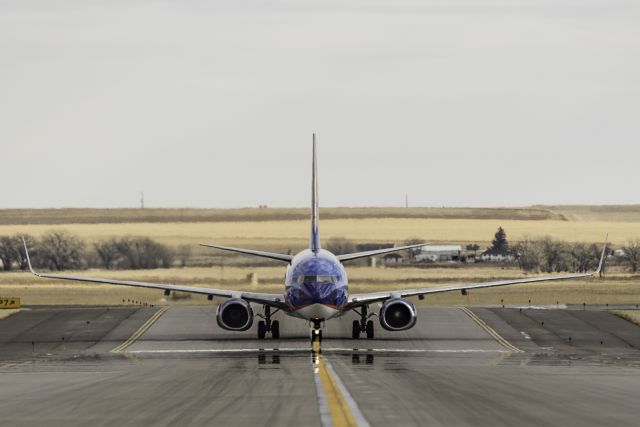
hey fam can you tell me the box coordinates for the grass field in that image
[5,205,640,226]
[545,205,640,222]
[1,206,639,307]
[0,309,19,319]
[612,310,640,326]
[0,218,627,252]
[0,207,564,225]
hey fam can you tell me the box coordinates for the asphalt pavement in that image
[1,305,639,426]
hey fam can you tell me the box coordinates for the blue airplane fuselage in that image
[284,249,349,320]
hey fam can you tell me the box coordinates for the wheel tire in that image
[366,320,374,339]
[318,330,323,342]
[352,320,361,339]
[257,321,266,339]
[271,320,280,339]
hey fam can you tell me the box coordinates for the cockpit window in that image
[297,275,339,285]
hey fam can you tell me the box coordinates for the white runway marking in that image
[126,347,509,354]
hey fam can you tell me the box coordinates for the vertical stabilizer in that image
[310,134,320,252]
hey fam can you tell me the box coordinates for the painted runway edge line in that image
[111,307,169,353]
[460,307,524,353]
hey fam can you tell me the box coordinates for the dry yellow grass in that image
[0,207,563,225]
[612,310,640,326]
[0,309,20,319]
[546,205,640,222]
[0,218,628,250]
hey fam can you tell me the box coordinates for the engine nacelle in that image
[379,298,417,331]
[216,298,254,331]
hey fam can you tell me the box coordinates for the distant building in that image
[612,249,625,258]
[479,248,516,262]
[415,245,462,262]
[383,253,403,264]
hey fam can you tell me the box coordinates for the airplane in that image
[23,135,608,343]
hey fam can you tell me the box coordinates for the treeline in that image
[514,238,603,273]
[0,231,177,271]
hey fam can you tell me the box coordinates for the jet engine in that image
[379,298,417,331]
[216,298,254,331]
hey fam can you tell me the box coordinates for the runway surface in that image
[1,305,640,426]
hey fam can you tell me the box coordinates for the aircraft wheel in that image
[257,321,266,339]
[366,320,374,339]
[352,320,361,339]
[271,320,280,339]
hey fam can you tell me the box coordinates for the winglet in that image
[594,233,608,275]
[22,237,40,276]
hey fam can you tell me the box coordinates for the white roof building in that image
[415,245,462,262]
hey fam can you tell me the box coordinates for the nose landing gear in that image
[257,306,280,339]
[352,305,375,339]
[310,319,323,343]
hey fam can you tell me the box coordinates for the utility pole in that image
[405,194,409,208]
[140,191,144,209]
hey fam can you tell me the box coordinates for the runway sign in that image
[0,297,20,309]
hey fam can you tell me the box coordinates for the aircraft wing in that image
[347,236,608,308]
[22,240,288,310]
[337,243,430,262]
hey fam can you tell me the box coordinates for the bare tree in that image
[0,236,18,271]
[93,238,121,269]
[569,243,601,273]
[539,237,569,273]
[514,238,544,272]
[176,245,192,267]
[38,230,86,271]
[113,236,174,269]
[325,237,356,256]
[622,240,640,273]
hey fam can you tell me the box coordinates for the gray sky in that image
[2,0,639,208]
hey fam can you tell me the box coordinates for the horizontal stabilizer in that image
[337,243,430,262]
[200,243,293,263]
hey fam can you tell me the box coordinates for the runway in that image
[1,305,640,426]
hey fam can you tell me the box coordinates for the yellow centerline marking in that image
[111,307,169,353]
[315,352,359,427]
[460,307,524,353]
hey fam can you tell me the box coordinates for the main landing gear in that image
[257,306,280,339]
[310,319,323,343]
[352,305,374,339]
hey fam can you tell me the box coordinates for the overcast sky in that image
[1,0,639,208]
